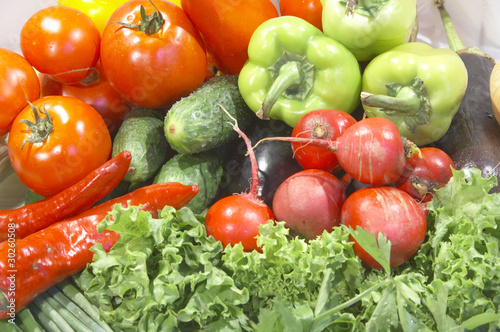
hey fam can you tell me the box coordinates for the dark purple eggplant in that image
[432,3,500,193]
[219,118,303,207]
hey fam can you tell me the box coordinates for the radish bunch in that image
[204,107,274,252]
[259,109,455,269]
[261,111,409,186]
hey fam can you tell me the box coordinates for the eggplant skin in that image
[220,119,303,207]
[433,52,500,193]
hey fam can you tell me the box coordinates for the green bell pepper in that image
[361,42,468,146]
[238,16,361,128]
[321,0,417,61]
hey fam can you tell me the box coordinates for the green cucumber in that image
[112,108,171,183]
[153,152,223,214]
[164,75,255,154]
[25,189,45,205]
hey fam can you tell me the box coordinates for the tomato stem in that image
[219,104,261,199]
[19,102,53,150]
[113,0,164,35]
[255,136,339,152]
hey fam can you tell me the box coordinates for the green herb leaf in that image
[365,283,398,331]
[344,226,392,275]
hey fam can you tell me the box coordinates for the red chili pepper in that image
[0,151,133,241]
[0,182,199,318]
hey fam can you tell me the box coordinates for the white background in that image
[1,0,499,208]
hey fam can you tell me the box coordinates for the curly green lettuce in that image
[76,205,249,331]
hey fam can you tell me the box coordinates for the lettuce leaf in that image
[76,205,249,331]
[74,168,500,331]
[221,221,366,327]
[416,168,500,328]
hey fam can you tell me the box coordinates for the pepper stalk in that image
[361,77,431,133]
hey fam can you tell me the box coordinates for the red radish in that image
[272,169,351,240]
[395,147,456,202]
[204,106,274,252]
[341,186,427,269]
[291,109,357,173]
[256,117,408,186]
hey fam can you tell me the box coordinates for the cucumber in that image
[153,152,223,214]
[25,189,45,205]
[164,75,255,154]
[112,108,171,183]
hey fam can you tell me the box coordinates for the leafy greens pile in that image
[76,168,500,331]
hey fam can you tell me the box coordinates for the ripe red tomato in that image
[40,62,131,136]
[279,0,323,31]
[341,186,427,269]
[395,147,456,203]
[20,6,100,84]
[100,0,207,109]
[181,0,279,75]
[205,195,274,252]
[291,109,357,173]
[272,169,347,240]
[8,96,112,197]
[0,48,40,136]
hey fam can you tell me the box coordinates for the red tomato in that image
[272,169,347,240]
[279,0,323,31]
[341,186,427,269]
[20,6,100,84]
[205,195,274,252]
[100,0,207,109]
[40,62,131,136]
[0,48,40,136]
[395,147,456,203]
[181,0,279,75]
[8,96,112,197]
[291,109,357,173]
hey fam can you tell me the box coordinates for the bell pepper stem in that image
[257,61,303,120]
[361,88,421,115]
[361,77,432,133]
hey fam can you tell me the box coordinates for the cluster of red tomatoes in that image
[2,0,324,198]
[205,108,457,270]
[1,0,212,199]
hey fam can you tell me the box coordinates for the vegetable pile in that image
[0,0,500,331]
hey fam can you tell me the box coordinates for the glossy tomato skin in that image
[291,109,356,173]
[20,6,101,84]
[0,48,40,136]
[205,195,274,252]
[336,117,406,186]
[341,186,427,269]
[395,147,456,203]
[40,62,131,136]
[181,0,279,75]
[272,169,347,240]
[279,0,323,31]
[58,0,131,35]
[8,96,112,197]
[100,0,206,109]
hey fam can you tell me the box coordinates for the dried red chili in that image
[0,151,132,241]
[0,181,199,318]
